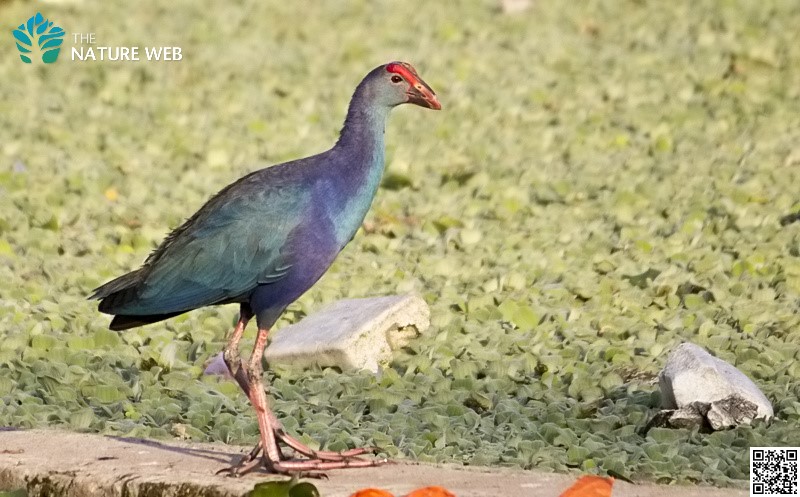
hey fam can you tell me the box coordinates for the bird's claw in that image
[216,453,263,477]
[217,437,387,477]
[295,471,329,480]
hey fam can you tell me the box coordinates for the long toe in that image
[215,442,266,477]
[228,456,266,477]
[275,429,381,461]
[269,456,390,473]
[244,440,263,462]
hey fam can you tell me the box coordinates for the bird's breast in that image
[327,153,385,248]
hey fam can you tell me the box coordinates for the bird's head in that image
[367,61,441,111]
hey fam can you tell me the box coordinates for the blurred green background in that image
[2,0,800,486]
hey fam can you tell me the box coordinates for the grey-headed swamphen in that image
[90,62,440,475]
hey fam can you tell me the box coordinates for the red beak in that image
[406,78,441,110]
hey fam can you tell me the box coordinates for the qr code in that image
[752,447,799,496]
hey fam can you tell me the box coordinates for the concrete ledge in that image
[0,429,745,497]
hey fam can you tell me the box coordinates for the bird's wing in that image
[115,174,308,315]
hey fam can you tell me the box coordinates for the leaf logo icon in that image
[13,12,65,64]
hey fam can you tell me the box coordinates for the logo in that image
[12,12,65,64]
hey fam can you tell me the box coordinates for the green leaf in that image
[249,481,319,497]
[94,328,121,348]
[70,408,94,429]
[499,300,540,329]
[0,489,29,497]
[566,445,591,465]
[289,482,320,497]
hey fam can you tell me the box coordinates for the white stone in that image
[501,0,532,14]
[263,294,430,373]
[659,342,773,422]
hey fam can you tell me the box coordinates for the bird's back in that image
[91,62,411,331]
[91,156,323,327]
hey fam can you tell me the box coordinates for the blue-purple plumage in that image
[91,63,439,332]
[90,61,441,475]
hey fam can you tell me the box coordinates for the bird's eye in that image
[391,75,403,84]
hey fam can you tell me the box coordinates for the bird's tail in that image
[90,270,187,330]
[108,312,185,331]
[89,269,144,313]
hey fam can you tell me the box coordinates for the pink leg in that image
[246,327,283,470]
[222,307,253,395]
[222,326,387,476]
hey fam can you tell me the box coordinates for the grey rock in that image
[264,294,430,373]
[204,294,429,376]
[642,410,680,431]
[643,405,706,432]
[646,395,764,433]
[706,396,759,430]
[659,342,773,422]
[203,295,430,377]
[668,405,707,430]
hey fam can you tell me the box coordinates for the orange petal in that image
[349,489,395,497]
[405,486,457,497]
[559,475,615,497]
